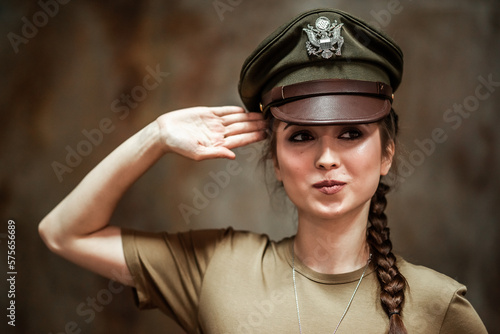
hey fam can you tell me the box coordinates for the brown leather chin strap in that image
[261,79,393,113]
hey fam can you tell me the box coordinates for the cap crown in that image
[238,9,403,113]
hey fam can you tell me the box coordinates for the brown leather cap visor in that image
[261,79,393,125]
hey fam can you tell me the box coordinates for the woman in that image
[39,9,487,334]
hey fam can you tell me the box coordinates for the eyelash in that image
[339,129,362,140]
[288,131,314,142]
[288,129,363,142]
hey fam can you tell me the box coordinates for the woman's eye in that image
[339,129,362,140]
[289,132,314,142]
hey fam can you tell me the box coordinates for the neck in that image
[294,203,371,274]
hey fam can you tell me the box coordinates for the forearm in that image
[39,121,165,251]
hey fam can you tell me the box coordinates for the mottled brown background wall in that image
[1,0,499,333]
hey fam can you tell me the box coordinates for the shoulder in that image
[206,228,281,259]
[397,257,487,333]
[397,257,463,294]
[186,228,290,273]
[215,227,272,246]
[122,227,276,263]
[397,256,463,313]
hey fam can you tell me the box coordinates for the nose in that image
[315,137,340,170]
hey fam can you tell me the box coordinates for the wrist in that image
[154,115,177,155]
[141,120,168,155]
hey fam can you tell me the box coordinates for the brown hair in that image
[263,109,408,333]
[368,109,408,334]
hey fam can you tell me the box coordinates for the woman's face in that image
[274,121,393,222]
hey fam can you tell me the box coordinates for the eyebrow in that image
[283,123,298,130]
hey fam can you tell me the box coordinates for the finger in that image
[211,106,246,117]
[224,119,267,137]
[197,146,236,160]
[221,111,264,126]
[224,130,267,150]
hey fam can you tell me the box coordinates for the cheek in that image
[350,138,384,176]
[274,143,310,184]
[275,150,298,181]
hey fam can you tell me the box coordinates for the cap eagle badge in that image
[303,17,344,59]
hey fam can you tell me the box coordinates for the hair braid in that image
[367,181,408,334]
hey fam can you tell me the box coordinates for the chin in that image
[306,200,371,222]
[307,204,346,220]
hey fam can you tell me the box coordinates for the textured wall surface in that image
[1,0,499,333]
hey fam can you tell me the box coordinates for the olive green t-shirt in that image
[122,228,487,334]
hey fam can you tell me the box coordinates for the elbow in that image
[38,216,62,254]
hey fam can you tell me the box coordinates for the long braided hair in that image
[264,109,408,333]
[368,109,408,334]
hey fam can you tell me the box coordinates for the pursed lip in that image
[313,180,346,195]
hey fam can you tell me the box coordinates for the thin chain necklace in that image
[292,249,372,334]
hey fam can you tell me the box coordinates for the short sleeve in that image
[121,228,228,333]
[439,285,488,333]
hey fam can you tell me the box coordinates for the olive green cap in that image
[238,8,403,124]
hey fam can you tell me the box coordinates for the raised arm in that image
[38,106,266,286]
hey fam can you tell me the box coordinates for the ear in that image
[380,140,395,176]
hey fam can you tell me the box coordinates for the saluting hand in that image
[156,106,267,161]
